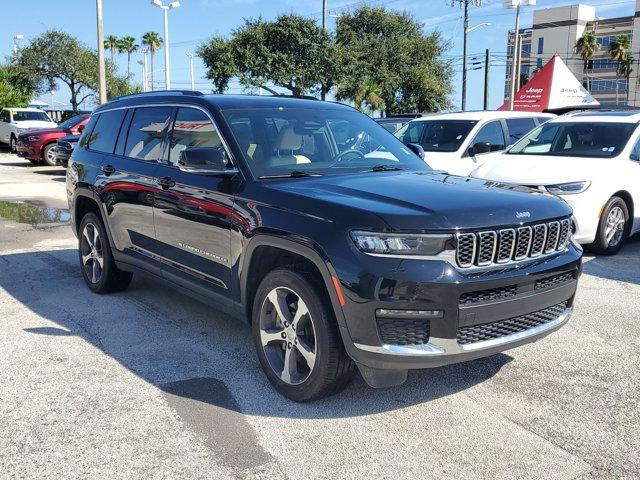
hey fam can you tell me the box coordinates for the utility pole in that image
[484,49,490,110]
[96,0,107,104]
[450,1,483,111]
[187,52,195,91]
[142,49,149,92]
[508,4,521,110]
[321,0,329,101]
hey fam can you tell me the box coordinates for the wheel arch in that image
[611,190,634,223]
[72,189,117,249]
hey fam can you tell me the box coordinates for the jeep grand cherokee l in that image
[67,91,582,402]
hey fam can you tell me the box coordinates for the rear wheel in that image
[589,196,629,255]
[252,269,355,402]
[78,213,133,293]
[43,143,57,166]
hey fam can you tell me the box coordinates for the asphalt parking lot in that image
[0,150,638,479]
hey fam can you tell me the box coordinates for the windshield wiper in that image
[258,170,324,179]
[367,165,406,172]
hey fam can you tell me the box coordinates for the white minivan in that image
[395,111,555,176]
[0,108,58,152]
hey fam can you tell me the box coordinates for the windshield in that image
[508,121,636,158]
[57,114,85,130]
[222,107,430,178]
[395,120,477,152]
[12,110,52,122]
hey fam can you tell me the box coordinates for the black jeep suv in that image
[67,91,581,401]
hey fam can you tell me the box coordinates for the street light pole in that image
[152,0,181,91]
[322,0,328,30]
[12,34,24,55]
[462,0,469,111]
[505,0,536,110]
[187,52,195,91]
[142,49,149,92]
[96,0,107,104]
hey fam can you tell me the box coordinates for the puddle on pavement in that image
[0,201,70,226]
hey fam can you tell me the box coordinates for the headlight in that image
[350,231,453,256]
[545,181,591,195]
[28,135,40,142]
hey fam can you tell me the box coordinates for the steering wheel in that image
[332,149,366,164]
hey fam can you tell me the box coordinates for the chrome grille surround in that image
[455,218,571,269]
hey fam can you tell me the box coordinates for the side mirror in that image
[469,142,492,156]
[178,147,237,175]
[405,142,426,160]
[77,124,85,133]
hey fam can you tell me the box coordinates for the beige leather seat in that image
[266,126,311,168]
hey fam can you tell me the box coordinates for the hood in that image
[59,134,80,143]
[472,153,602,185]
[267,170,571,231]
[21,127,67,137]
[15,121,58,131]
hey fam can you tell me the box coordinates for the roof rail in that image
[111,90,204,102]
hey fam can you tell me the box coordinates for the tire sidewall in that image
[78,213,115,293]
[10,135,16,153]
[596,197,629,254]
[252,269,337,402]
[43,144,57,166]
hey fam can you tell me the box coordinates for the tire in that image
[252,268,355,402]
[78,212,133,293]
[588,196,629,255]
[42,143,57,166]
[9,135,17,153]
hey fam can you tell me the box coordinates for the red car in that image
[16,113,89,166]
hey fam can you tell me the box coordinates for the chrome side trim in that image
[353,307,572,357]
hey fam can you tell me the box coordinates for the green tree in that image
[104,35,120,64]
[119,36,139,82]
[0,63,36,110]
[198,14,338,97]
[618,55,634,104]
[609,34,631,104]
[16,30,101,110]
[141,32,163,90]
[575,30,600,90]
[352,78,384,113]
[336,6,452,115]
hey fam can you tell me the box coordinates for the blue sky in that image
[0,0,634,111]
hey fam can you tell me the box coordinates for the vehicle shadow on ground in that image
[2,248,514,419]
[582,235,640,286]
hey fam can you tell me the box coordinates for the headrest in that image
[276,126,302,150]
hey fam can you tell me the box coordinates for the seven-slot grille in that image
[455,218,571,269]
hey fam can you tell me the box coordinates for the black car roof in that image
[94,91,351,113]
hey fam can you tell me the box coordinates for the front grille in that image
[535,272,574,290]
[456,302,567,345]
[455,218,571,269]
[377,317,430,345]
[459,285,518,305]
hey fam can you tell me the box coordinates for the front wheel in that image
[252,269,355,402]
[588,196,629,255]
[43,143,57,166]
[9,135,17,153]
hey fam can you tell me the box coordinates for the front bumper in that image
[336,244,581,373]
[16,141,40,160]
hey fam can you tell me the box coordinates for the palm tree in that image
[119,36,139,82]
[618,55,634,105]
[104,35,120,64]
[575,30,600,90]
[353,79,384,115]
[141,32,163,91]
[609,34,631,105]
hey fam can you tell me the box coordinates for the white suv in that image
[395,111,554,176]
[0,108,57,152]
[470,111,640,254]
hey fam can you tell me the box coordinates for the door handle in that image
[101,164,116,176]
[156,176,176,189]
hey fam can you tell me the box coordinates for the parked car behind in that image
[0,108,58,153]
[375,114,424,133]
[16,113,89,166]
[470,110,640,254]
[395,111,555,176]
[68,91,581,401]
[54,134,80,167]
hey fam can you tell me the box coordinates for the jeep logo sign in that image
[516,211,531,219]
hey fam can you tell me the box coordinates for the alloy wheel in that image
[45,147,56,165]
[605,206,625,248]
[10,137,16,152]
[80,223,104,284]
[259,286,317,385]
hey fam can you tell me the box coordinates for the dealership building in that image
[505,1,640,107]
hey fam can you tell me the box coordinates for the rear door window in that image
[124,106,173,161]
[471,120,506,152]
[87,109,127,154]
[506,118,536,144]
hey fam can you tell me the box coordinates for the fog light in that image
[376,309,443,319]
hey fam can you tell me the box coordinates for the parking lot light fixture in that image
[151,0,181,90]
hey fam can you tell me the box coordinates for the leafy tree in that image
[104,35,120,64]
[575,30,600,90]
[618,55,634,104]
[352,78,384,113]
[336,6,452,115]
[141,32,163,90]
[0,63,36,110]
[119,36,139,82]
[198,14,338,97]
[609,34,631,105]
